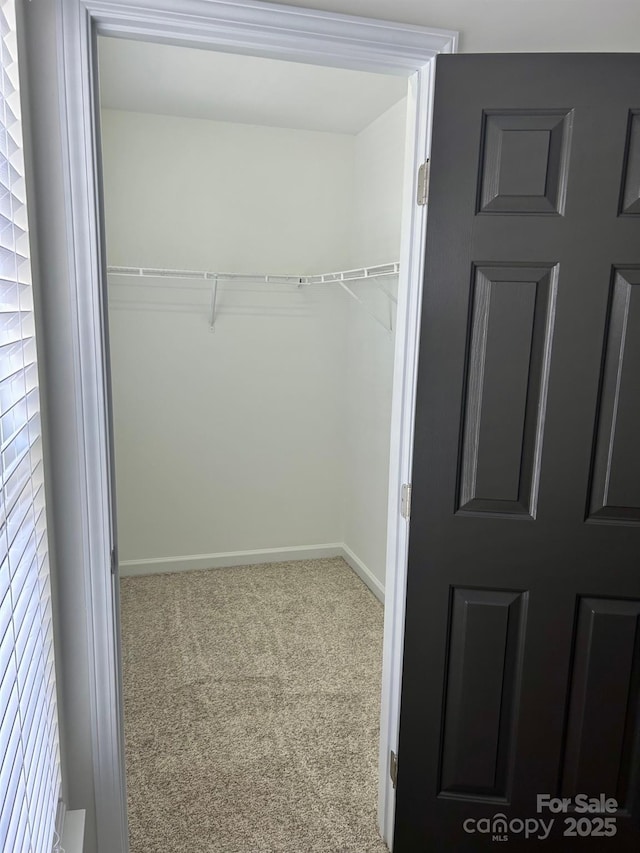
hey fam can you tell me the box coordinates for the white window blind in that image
[0,0,61,851]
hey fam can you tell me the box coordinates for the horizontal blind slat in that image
[0,705,22,823]
[0,611,14,687]
[0,666,17,745]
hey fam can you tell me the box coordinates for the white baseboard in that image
[119,543,344,577]
[119,542,385,602]
[61,810,85,853]
[340,544,385,603]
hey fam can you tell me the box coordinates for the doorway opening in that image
[98,36,407,851]
[46,1,456,848]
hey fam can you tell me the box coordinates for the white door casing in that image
[46,1,457,849]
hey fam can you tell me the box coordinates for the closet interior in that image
[98,34,408,852]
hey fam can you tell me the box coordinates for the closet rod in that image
[106,262,400,330]
[106,261,399,285]
[106,267,305,286]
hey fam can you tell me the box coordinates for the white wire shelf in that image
[106,262,400,331]
[300,261,400,285]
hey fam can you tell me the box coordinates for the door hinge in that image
[110,547,117,576]
[417,160,430,206]
[390,750,398,789]
[401,483,412,520]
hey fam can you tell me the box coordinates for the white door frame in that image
[54,1,456,849]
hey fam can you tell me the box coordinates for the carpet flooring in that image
[120,557,389,853]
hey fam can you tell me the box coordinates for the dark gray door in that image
[395,54,640,851]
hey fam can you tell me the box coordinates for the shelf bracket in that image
[338,281,392,333]
[209,275,218,330]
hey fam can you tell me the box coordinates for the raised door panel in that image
[589,268,640,523]
[562,597,640,808]
[620,111,640,216]
[457,264,557,518]
[477,110,573,215]
[440,588,527,799]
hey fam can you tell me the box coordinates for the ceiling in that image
[97,37,407,135]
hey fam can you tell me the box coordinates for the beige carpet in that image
[120,557,389,853]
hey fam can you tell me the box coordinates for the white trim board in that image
[340,544,385,603]
[60,810,86,853]
[119,543,385,603]
[119,544,344,575]
[30,1,458,850]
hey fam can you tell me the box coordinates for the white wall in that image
[279,0,640,53]
[351,99,407,267]
[102,110,353,564]
[342,99,406,588]
[103,99,407,589]
[101,110,354,274]
[109,289,349,561]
